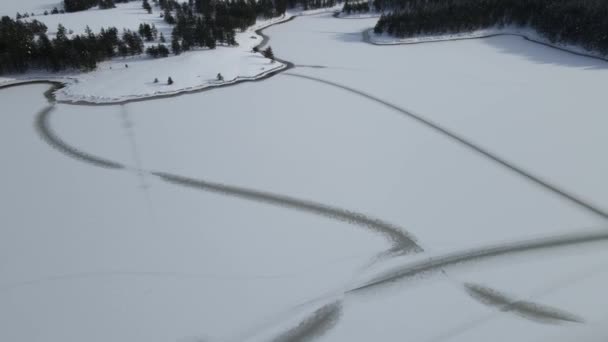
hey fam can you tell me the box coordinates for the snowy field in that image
[2,10,608,342]
[0,0,60,16]
[26,1,171,36]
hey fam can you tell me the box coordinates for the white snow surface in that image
[0,0,60,16]
[2,11,608,342]
[26,1,171,37]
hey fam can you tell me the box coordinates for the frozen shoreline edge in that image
[363,27,608,63]
[0,14,297,105]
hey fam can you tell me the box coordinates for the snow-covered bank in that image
[0,3,348,104]
[0,14,289,104]
[366,26,608,62]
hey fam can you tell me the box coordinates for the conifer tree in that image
[263,46,275,60]
[143,0,152,13]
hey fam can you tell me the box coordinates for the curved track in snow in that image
[35,105,126,169]
[282,72,608,221]
[154,172,421,253]
[348,230,608,293]
[32,99,421,253]
[271,301,343,342]
[464,282,584,324]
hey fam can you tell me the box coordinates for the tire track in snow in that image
[242,229,606,342]
[464,283,584,324]
[35,105,125,169]
[119,105,155,213]
[270,301,343,342]
[282,72,608,221]
[153,172,421,253]
[348,230,608,293]
[32,100,421,254]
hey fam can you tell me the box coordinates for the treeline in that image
[2,0,344,75]
[0,16,145,74]
[63,0,130,12]
[342,1,369,14]
[372,0,608,55]
[161,0,341,54]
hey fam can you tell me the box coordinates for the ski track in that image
[282,72,608,221]
[154,172,421,253]
[35,105,125,169]
[32,99,421,253]
[464,283,584,324]
[348,230,608,293]
[271,301,343,342]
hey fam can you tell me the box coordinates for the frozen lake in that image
[2,13,608,342]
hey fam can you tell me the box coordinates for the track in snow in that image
[464,282,584,324]
[35,105,125,169]
[282,72,608,221]
[349,229,608,293]
[33,101,421,253]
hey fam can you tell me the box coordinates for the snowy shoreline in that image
[0,5,345,105]
[364,26,608,62]
[0,13,293,105]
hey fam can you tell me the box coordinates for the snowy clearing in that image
[25,1,171,37]
[2,10,608,342]
[0,0,60,17]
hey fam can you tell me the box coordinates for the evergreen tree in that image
[263,46,275,60]
[167,76,173,84]
[171,35,181,54]
[143,0,152,13]
[164,9,175,24]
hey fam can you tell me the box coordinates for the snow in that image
[2,10,608,342]
[26,1,170,37]
[0,0,61,17]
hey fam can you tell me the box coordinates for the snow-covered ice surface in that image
[2,11,608,342]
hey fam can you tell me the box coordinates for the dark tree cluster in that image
[64,0,132,12]
[146,43,169,57]
[161,0,340,55]
[3,0,343,76]
[142,0,152,13]
[0,16,145,74]
[287,0,337,10]
[138,23,158,41]
[342,0,369,14]
[372,0,608,55]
